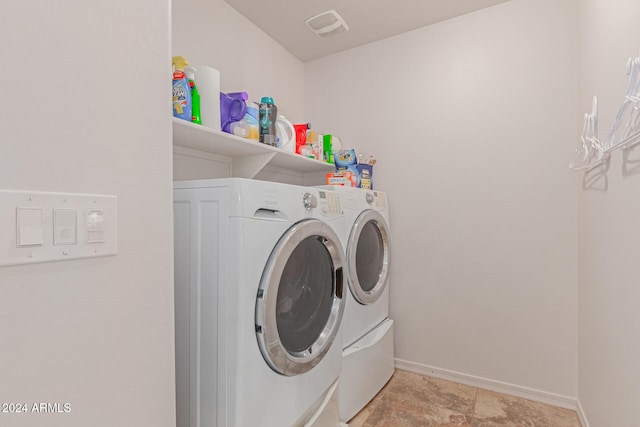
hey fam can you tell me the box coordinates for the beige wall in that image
[305,0,579,398]
[577,0,640,425]
[0,1,175,426]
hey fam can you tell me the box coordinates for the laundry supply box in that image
[331,149,374,189]
[326,171,357,187]
[355,164,373,189]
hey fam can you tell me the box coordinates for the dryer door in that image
[347,209,390,305]
[256,219,345,376]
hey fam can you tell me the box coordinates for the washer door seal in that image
[255,219,345,376]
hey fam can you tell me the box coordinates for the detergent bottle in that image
[259,97,278,146]
[172,56,192,122]
[229,101,260,140]
[184,65,201,124]
[275,115,296,152]
[293,123,311,154]
[244,102,260,140]
[306,130,319,159]
[220,92,248,134]
[323,134,334,164]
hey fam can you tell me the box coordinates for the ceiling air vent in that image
[305,10,349,38]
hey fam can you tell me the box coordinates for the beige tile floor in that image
[348,369,581,427]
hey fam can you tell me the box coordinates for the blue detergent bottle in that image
[172,56,192,121]
[259,97,278,146]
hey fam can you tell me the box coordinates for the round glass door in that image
[255,219,345,376]
[347,209,390,305]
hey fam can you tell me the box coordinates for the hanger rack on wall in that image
[570,52,640,172]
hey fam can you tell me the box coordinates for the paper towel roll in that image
[195,66,221,130]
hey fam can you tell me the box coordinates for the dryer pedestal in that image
[295,379,349,427]
[339,318,395,422]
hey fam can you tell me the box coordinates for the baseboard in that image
[394,358,579,413]
[576,399,590,427]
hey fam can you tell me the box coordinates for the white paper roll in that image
[195,66,221,130]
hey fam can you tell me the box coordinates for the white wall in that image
[11,0,634,425]
[0,2,175,427]
[306,0,579,398]
[171,0,307,182]
[172,0,305,122]
[577,0,640,425]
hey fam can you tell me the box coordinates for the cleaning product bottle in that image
[244,102,260,140]
[276,115,296,151]
[323,134,334,164]
[307,130,319,160]
[300,144,314,158]
[220,92,248,133]
[229,101,260,139]
[184,65,201,124]
[172,56,192,122]
[259,97,278,146]
[293,123,311,154]
[317,134,324,162]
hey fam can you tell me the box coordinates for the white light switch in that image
[86,208,105,243]
[1,190,118,266]
[17,207,44,247]
[54,208,77,245]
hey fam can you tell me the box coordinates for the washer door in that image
[255,219,345,376]
[347,209,390,305]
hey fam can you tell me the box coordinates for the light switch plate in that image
[0,190,118,266]
[17,207,44,247]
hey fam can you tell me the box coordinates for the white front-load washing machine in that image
[174,178,347,427]
[319,186,395,422]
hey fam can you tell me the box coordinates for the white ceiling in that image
[224,0,512,62]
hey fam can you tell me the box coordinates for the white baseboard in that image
[576,399,590,427]
[394,358,583,418]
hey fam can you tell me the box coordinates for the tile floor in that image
[348,369,581,427]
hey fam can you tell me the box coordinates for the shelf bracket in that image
[232,152,277,178]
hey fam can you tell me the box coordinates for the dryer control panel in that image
[374,191,387,209]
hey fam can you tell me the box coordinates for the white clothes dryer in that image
[319,186,395,422]
[174,178,347,427]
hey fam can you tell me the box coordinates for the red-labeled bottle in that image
[293,123,311,155]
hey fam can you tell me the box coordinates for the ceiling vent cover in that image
[305,10,349,38]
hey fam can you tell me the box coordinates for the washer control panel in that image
[318,190,341,216]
